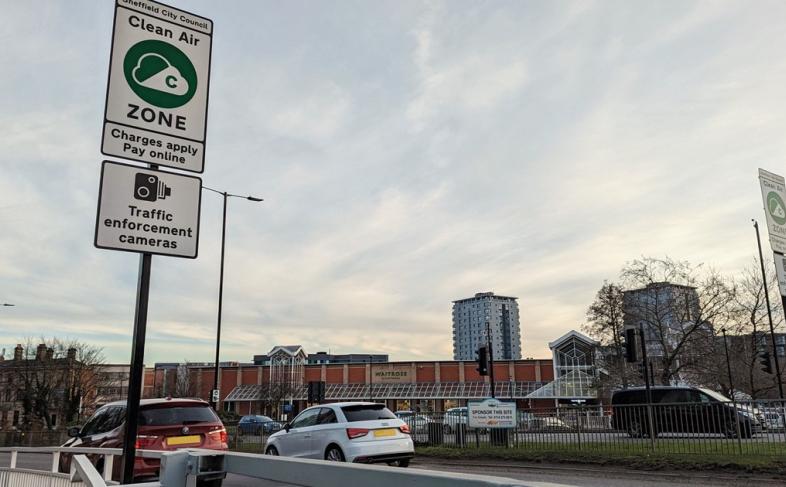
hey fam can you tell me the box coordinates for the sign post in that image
[756,169,786,401]
[96,1,213,483]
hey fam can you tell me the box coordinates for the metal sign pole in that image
[122,252,152,484]
[753,220,785,401]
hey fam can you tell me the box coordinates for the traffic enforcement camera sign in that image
[95,161,201,258]
[102,0,212,173]
[759,168,786,254]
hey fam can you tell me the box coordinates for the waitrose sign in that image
[372,367,410,383]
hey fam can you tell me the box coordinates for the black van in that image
[611,386,761,438]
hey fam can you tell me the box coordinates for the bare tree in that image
[60,339,108,423]
[620,257,735,386]
[174,362,196,398]
[14,338,106,430]
[255,380,296,419]
[721,262,783,398]
[584,274,705,393]
[584,281,635,392]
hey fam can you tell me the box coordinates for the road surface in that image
[3,451,784,486]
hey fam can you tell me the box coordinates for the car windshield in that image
[139,405,219,426]
[699,389,730,402]
[341,404,396,422]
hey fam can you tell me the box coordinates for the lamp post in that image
[203,186,263,410]
[368,356,373,403]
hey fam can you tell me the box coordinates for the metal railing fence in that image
[0,446,539,487]
[400,399,786,456]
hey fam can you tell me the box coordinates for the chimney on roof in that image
[67,348,77,360]
[13,344,23,361]
[36,343,47,360]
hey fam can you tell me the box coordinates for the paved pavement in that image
[3,451,785,486]
[409,460,786,487]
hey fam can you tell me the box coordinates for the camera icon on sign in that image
[134,173,171,202]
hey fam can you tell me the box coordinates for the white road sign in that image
[468,398,516,429]
[102,0,212,173]
[774,252,786,298]
[759,168,786,254]
[95,161,201,258]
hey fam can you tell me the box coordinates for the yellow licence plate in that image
[166,435,201,446]
[373,428,396,438]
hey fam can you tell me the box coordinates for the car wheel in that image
[442,424,452,434]
[265,446,279,456]
[325,445,345,462]
[396,459,410,468]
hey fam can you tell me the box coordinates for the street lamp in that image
[202,186,263,410]
[368,355,373,403]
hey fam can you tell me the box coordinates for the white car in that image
[264,402,414,467]
[395,410,433,433]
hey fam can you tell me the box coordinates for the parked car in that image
[611,386,761,439]
[61,398,227,483]
[264,402,414,467]
[442,407,468,434]
[761,409,785,430]
[518,414,571,431]
[238,415,283,435]
[395,410,433,433]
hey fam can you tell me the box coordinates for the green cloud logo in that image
[768,191,786,226]
[123,40,197,109]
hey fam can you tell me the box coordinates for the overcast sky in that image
[2,0,786,365]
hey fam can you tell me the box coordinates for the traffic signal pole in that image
[486,321,496,398]
[753,220,785,401]
[638,324,656,448]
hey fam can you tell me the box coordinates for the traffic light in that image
[624,328,638,363]
[476,346,489,376]
[759,350,773,374]
[307,381,326,403]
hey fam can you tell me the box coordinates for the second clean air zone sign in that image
[103,0,212,173]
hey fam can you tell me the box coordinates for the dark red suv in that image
[62,398,227,481]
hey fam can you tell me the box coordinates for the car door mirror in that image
[67,426,82,438]
[284,423,291,432]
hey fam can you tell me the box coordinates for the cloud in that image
[3,0,786,366]
[133,54,190,96]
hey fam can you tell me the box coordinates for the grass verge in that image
[415,444,786,475]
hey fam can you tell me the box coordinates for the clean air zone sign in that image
[102,0,212,173]
[759,168,786,254]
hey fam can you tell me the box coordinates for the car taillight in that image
[399,423,410,434]
[346,428,369,439]
[135,435,159,449]
[208,428,228,444]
